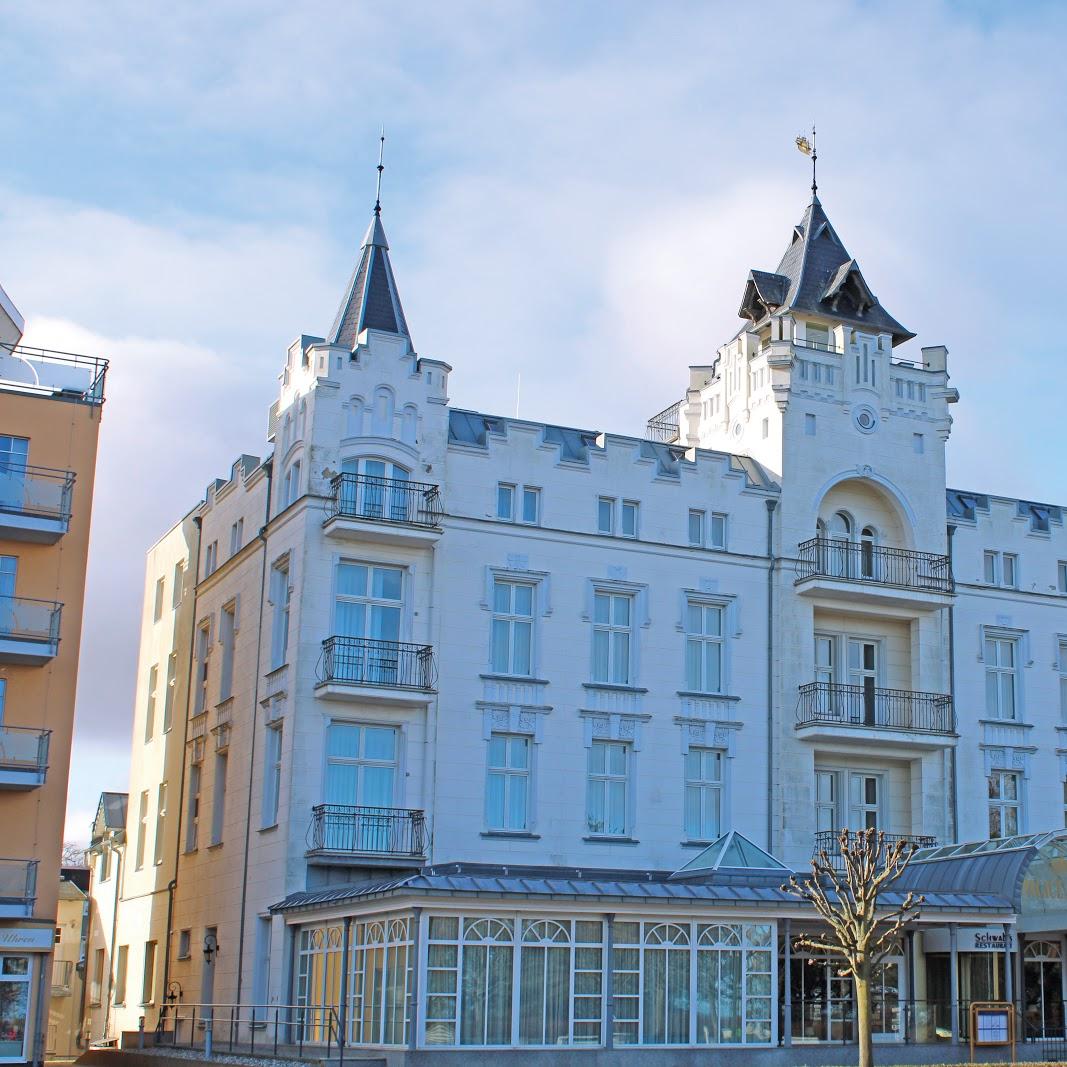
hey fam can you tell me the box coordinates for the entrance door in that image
[847,773,882,832]
[871,958,905,1040]
[1025,941,1065,1037]
[814,635,838,718]
[847,639,879,725]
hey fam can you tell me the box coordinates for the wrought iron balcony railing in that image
[0,464,74,523]
[307,804,427,857]
[646,399,684,443]
[797,681,954,734]
[795,537,953,594]
[0,858,38,909]
[812,830,936,872]
[0,595,62,644]
[317,636,436,691]
[0,725,50,774]
[327,473,441,528]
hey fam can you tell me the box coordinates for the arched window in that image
[1024,941,1064,1037]
[519,921,571,1045]
[460,918,514,1045]
[346,396,365,438]
[860,525,878,579]
[372,386,395,437]
[642,924,690,1044]
[828,512,853,577]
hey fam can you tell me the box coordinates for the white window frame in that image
[144,664,158,743]
[1059,636,1067,723]
[520,486,541,526]
[153,577,165,622]
[496,483,515,521]
[210,751,227,846]
[193,620,211,716]
[135,790,148,870]
[269,559,291,669]
[984,550,1019,588]
[620,500,639,539]
[262,722,282,828]
[988,768,1023,839]
[597,496,615,535]
[489,579,535,677]
[591,590,635,686]
[218,600,237,702]
[185,761,201,852]
[1059,561,1067,595]
[684,599,725,694]
[984,632,1020,720]
[688,509,705,547]
[709,512,728,550]
[163,652,177,732]
[153,782,167,866]
[585,739,631,838]
[683,747,724,842]
[485,732,531,832]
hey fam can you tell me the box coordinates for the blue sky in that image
[2,0,1065,840]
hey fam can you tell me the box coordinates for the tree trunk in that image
[855,966,874,1067]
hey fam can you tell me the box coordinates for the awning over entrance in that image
[903,829,1067,933]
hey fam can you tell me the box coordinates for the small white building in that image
[87,183,1067,1062]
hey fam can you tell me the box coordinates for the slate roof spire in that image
[328,133,412,349]
[737,193,913,345]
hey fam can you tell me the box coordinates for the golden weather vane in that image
[796,124,817,196]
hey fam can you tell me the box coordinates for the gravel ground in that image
[132,1048,324,1066]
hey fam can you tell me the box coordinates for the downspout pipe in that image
[765,498,778,853]
[946,523,959,843]
[235,459,273,1008]
[162,514,203,1014]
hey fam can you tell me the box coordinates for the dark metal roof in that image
[739,195,913,346]
[902,831,1067,917]
[271,861,1010,916]
[328,212,411,349]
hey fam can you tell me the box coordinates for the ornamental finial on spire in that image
[796,124,817,198]
[374,127,385,216]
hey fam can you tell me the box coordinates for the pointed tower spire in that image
[328,132,412,349]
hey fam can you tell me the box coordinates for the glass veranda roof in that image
[671,831,790,880]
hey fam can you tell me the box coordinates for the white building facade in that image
[90,187,1067,1063]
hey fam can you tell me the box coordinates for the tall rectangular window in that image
[163,652,177,732]
[597,497,614,535]
[486,733,530,831]
[185,762,201,851]
[153,578,165,622]
[114,945,129,1005]
[988,770,1021,839]
[1060,638,1067,722]
[211,752,228,846]
[621,501,639,538]
[262,724,282,827]
[490,580,533,676]
[141,941,157,1006]
[204,541,218,576]
[193,622,210,715]
[496,484,515,520]
[144,664,159,742]
[219,603,236,701]
[153,782,167,866]
[229,518,244,556]
[688,509,705,547]
[592,591,632,685]
[1059,562,1067,594]
[586,740,628,837]
[91,948,105,1005]
[709,513,727,550]
[0,555,16,600]
[684,748,723,841]
[269,560,291,669]
[135,791,148,869]
[1003,553,1018,588]
[985,635,1018,719]
[521,487,540,525]
[283,462,301,506]
[984,550,998,584]
[172,561,184,607]
[685,601,724,693]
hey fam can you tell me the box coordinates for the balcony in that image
[306,804,426,867]
[0,725,50,789]
[314,636,436,705]
[0,343,108,405]
[0,465,75,543]
[0,595,62,664]
[645,399,684,444]
[796,682,955,749]
[0,858,38,917]
[795,537,954,611]
[812,831,936,872]
[323,473,442,546]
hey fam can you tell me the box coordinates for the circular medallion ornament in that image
[852,405,879,434]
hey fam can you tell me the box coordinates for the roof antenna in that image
[374,127,385,216]
[795,124,817,198]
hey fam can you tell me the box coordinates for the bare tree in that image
[61,840,88,867]
[782,828,924,1067]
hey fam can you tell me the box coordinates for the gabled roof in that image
[327,211,411,350]
[739,195,914,346]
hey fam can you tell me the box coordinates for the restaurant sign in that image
[923,926,1016,953]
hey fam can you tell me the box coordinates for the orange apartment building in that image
[0,281,106,1066]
